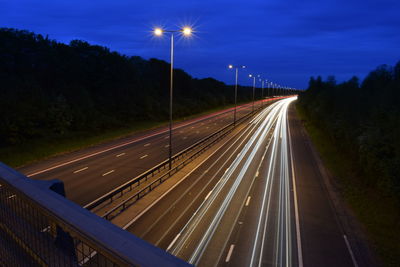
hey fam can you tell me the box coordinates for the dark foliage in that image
[0,28,256,148]
[298,61,400,199]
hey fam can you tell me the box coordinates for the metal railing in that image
[85,99,289,219]
[0,163,190,266]
[84,105,258,215]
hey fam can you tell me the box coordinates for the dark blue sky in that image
[1,0,399,89]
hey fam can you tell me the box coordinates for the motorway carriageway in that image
[127,97,302,266]
[19,98,283,206]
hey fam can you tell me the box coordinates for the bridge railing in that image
[0,162,190,267]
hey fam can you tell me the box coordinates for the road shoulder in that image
[289,103,378,267]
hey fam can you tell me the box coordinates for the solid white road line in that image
[255,170,259,177]
[73,167,88,173]
[245,196,251,206]
[102,170,115,176]
[140,155,148,159]
[288,101,304,267]
[344,235,359,267]
[116,153,125,157]
[225,244,235,262]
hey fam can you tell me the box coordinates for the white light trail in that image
[167,97,300,266]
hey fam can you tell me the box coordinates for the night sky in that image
[1,0,399,89]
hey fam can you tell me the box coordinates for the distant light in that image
[182,27,192,36]
[154,28,163,36]
[228,64,233,69]
[242,66,246,68]
[249,74,253,77]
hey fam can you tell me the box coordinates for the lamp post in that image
[261,79,264,108]
[153,26,193,169]
[249,74,256,113]
[228,64,246,126]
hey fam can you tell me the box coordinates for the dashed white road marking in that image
[225,244,235,262]
[165,144,170,148]
[73,167,88,173]
[245,196,251,206]
[144,143,150,147]
[183,136,187,140]
[102,170,115,176]
[116,153,125,157]
[140,154,148,159]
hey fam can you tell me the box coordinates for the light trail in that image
[166,98,300,266]
[250,97,297,267]
[165,97,299,266]
[168,102,283,257]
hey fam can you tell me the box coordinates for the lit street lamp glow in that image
[154,28,163,36]
[182,27,192,36]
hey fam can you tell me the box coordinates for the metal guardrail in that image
[85,105,260,215]
[85,98,286,215]
[0,162,190,267]
[102,117,239,221]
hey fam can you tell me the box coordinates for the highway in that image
[126,97,358,267]
[18,99,272,206]
[19,96,360,266]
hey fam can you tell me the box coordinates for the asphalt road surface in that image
[18,100,271,206]
[127,97,359,267]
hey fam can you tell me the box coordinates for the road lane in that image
[124,97,358,267]
[18,100,278,205]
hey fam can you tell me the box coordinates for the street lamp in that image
[249,74,256,113]
[260,79,264,108]
[153,26,193,169]
[228,64,246,126]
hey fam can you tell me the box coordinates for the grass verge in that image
[296,104,400,267]
[0,101,251,168]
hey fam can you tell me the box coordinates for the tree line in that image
[298,61,400,199]
[0,28,259,149]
